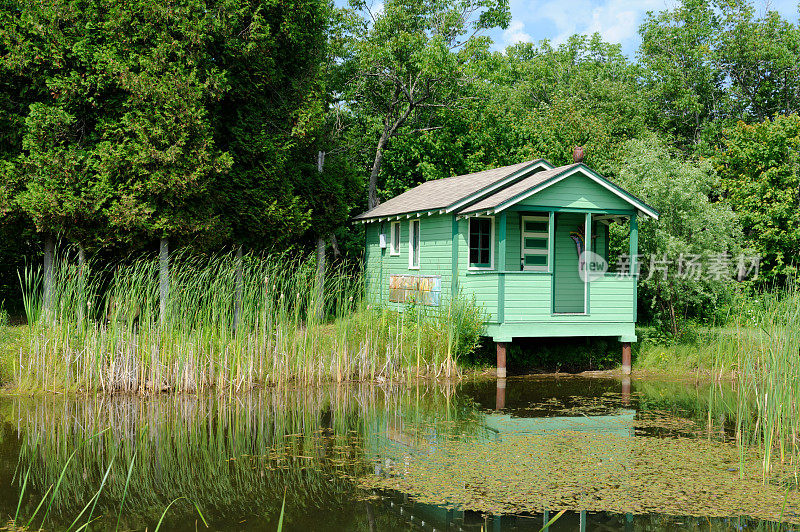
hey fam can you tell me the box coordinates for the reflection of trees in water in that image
[7,382,478,530]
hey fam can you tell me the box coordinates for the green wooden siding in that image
[503,212,520,270]
[364,215,454,307]
[515,172,631,211]
[593,219,609,261]
[503,274,551,321]
[362,169,642,340]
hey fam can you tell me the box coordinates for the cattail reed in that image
[16,249,484,394]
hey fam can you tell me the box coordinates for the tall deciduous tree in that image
[376,34,648,197]
[639,0,724,150]
[614,136,741,335]
[340,0,511,209]
[639,0,800,152]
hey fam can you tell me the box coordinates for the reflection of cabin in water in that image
[483,410,636,441]
[369,408,637,531]
[354,156,658,375]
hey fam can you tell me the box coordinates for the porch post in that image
[584,212,591,312]
[497,211,506,268]
[629,212,638,322]
[547,211,555,273]
[496,341,507,378]
[497,212,506,324]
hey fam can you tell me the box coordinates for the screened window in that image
[390,222,401,255]
[408,219,420,269]
[469,217,494,269]
[521,214,549,271]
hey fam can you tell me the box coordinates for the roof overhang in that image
[353,159,555,224]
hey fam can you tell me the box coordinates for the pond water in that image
[0,376,795,531]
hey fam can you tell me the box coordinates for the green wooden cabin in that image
[354,159,659,373]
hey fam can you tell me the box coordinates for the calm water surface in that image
[0,376,791,531]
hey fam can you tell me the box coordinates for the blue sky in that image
[489,0,799,57]
[351,0,800,58]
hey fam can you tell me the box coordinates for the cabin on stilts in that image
[353,154,659,375]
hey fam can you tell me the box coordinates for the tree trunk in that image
[315,236,326,321]
[315,150,326,321]
[159,237,169,326]
[43,233,55,323]
[367,131,389,210]
[233,245,243,333]
[668,298,679,338]
[330,234,340,259]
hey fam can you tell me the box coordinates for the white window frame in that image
[521,214,549,272]
[467,216,495,270]
[408,219,421,269]
[389,221,401,256]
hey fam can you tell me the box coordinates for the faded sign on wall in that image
[389,275,441,306]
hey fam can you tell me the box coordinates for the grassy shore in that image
[7,250,485,394]
[0,321,24,385]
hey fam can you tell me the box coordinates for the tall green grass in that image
[16,250,485,393]
[708,282,800,480]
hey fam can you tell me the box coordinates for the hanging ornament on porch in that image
[569,226,586,274]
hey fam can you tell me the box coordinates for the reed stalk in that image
[710,281,800,481]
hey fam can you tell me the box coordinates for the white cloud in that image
[502,0,670,54]
[503,21,533,45]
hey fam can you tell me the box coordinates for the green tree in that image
[339,0,511,209]
[614,136,741,335]
[211,0,336,251]
[639,0,800,152]
[376,34,648,197]
[639,0,724,150]
[716,113,800,283]
[715,2,800,122]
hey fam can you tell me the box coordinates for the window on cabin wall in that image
[409,219,420,269]
[520,214,549,271]
[469,217,494,269]
[390,221,401,255]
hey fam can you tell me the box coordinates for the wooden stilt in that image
[622,342,631,375]
[495,378,506,410]
[496,341,507,378]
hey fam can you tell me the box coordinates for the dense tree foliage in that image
[716,113,800,282]
[613,136,741,335]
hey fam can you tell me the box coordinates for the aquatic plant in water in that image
[708,282,800,481]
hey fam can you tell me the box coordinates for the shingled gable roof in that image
[352,159,553,221]
[457,163,659,220]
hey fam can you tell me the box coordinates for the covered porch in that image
[459,206,641,374]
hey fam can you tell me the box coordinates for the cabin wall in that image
[364,214,453,308]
